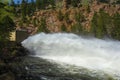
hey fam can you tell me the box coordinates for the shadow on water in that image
[9,56,115,80]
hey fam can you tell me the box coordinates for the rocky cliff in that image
[16,0,120,34]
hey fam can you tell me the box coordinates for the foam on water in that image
[22,33,120,77]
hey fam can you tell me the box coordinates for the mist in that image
[22,32,120,76]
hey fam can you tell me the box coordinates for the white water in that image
[22,33,120,76]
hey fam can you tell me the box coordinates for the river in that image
[20,33,120,80]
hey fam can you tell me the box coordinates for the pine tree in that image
[0,2,15,58]
[71,23,83,34]
[0,15,15,41]
[10,0,16,16]
[91,10,109,38]
[72,11,85,34]
[99,9,112,37]
[26,0,33,16]
[87,5,91,13]
[36,0,41,9]
[75,12,85,22]
[31,0,36,12]
[21,0,27,22]
[99,0,109,3]
[111,13,120,40]
[49,0,56,9]
[64,12,69,23]
[116,0,120,4]
[91,12,98,37]
[57,10,64,21]
[38,17,49,33]
[96,13,105,38]
[11,0,15,6]
[71,0,81,7]
[61,24,67,32]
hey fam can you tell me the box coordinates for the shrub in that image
[61,24,67,32]
[57,10,64,21]
[75,12,85,22]
[37,17,49,33]
[71,23,83,34]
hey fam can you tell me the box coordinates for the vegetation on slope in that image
[0,2,28,80]
[10,0,120,40]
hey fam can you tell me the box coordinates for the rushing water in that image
[22,33,120,79]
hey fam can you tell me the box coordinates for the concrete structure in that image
[10,30,29,43]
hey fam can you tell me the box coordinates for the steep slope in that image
[16,0,120,35]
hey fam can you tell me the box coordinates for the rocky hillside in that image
[16,0,120,35]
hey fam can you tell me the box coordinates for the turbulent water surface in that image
[22,33,120,79]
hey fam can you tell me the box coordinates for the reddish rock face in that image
[15,0,120,34]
